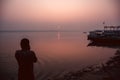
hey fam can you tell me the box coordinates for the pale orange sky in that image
[1,0,119,30]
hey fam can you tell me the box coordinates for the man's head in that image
[20,38,30,50]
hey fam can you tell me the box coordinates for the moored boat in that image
[88,26,120,44]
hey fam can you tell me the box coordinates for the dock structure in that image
[104,26,120,31]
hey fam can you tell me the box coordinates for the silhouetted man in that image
[15,38,37,80]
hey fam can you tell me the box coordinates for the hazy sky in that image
[1,0,119,31]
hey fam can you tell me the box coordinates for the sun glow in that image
[3,0,117,23]
[38,0,80,22]
[41,0,78,14]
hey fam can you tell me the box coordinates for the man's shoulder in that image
[29,50,35,54]
[15,50,22,57]
[15,50,35,55]
[15,50,22,53]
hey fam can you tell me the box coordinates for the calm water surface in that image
[0,31,117,80]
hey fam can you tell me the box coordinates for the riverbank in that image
[48,50,120,80]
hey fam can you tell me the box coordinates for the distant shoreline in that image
[0,30,84,32]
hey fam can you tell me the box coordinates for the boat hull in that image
[88,37,120,45]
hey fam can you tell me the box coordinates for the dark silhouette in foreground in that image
[15,38,37,80]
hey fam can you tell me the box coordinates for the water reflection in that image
[57,32,60,40]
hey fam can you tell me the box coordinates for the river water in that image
[0,31,117,80]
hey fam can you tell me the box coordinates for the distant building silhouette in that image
[15,38,37,80]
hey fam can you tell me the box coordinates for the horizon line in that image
[0,30,85,32]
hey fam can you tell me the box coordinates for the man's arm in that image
[32,51,37,63]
